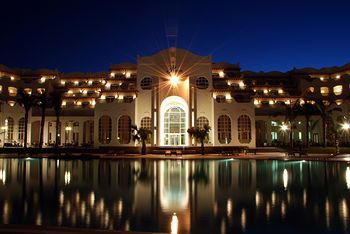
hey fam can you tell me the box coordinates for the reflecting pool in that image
[0,158,349,233]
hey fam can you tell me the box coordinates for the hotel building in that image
[0,48,349,149]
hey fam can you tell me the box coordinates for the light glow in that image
[171,213,178,234]
[342,122,350,131]
[170,74,179,86]
[280,124,289,132]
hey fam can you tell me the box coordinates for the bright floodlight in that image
[342,122,350,131]
[280,124,289,132]
[170,75,179,85]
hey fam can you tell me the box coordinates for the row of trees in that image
[16,88,65,149]
[283,97,343,149]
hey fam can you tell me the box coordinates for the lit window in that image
[333,85,342,95]
[320,87,329,96]
[8,87,17,96]
[218,115,231,144]
[271,132,278,141]
[271,121,278,127]
[140,77,153,90]
[18,118,25,144]
[98,116,111,144]
[307,87,314,93]
[196,77,209,89]
[5,117,14,141]
[219,71,225,78]
[336,99,343,105]
[24,88,32,95]
[118,115,131,144]
[238,115,251,143]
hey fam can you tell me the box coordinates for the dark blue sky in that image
[1,0,350,72]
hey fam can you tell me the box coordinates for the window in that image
[8,87,17,96]
[238,115,251,143]
[141,117,152,144]
[118,115,131,144]
[271,121,278,127]
[271,132,278,141]
[140,77,153,90]
[320,87,329,96]
[313,133,319,143]
[140,117,152,130]
[197,116,209,129]
[106,96,115,103]
[218,115,231,144]
[216,95,226,103]
[307,87,314,93]
[298,132,302,140]
[123,96,134,103]
[5,117,14,141]
[18,118,25,143]
[333,85,342,95]
[164,107,186,145]
[99,116,111,144]
[196,77,209,89]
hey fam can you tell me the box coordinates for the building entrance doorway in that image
[160,96,188,146]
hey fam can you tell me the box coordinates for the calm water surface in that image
[0,158,349,233]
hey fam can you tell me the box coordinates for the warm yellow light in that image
[125,72,131,78]
[280,124,289,132]
[1,126,8,130]
[65,126,72,131]
[62,101,66,106]
[342,122,350,131]
[283,169,288,190]
[278,89,284,94]
[239,81,245,88]
[40,77,46,83]
[10,76,15,81]
[263,89,268,94]
[90,100,96,106]
[60,80,65,85]
[74,81,79,85]
[110,72,115,78]
[171,213,178,234]
[100,95,106,100]
[170,75,179,85]
[219,71,225,78]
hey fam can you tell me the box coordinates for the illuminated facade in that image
[1,47,350,148]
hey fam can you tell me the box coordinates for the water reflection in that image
[0,158,347,233]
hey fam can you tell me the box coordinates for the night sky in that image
[1,0,350,72]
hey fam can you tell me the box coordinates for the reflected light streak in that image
[281,201,286,219]
[64,171,71,185]
[283,169,288,190]
[0,169,6,184]
[171,213,178,234]
[346,167,350,189]
[241,209,247,231]
[227,199,233,217]
[339,199,348,229]
[325,198,330,230]
[255,191,261,208]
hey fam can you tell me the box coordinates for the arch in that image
[217,115,231,144]
[99,116,111,144]
[18,118,25,144]
[118,115,131,144]
[238,115,251,143]
[160,96,189,146]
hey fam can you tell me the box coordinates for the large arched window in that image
[83,120,94,145]
[5,117,14,141]
[197,116,209,129]
[118,115,131,144]
[218,115,231,144]
[238,115,251,143]
[99,116,111,144]
[18,118,25,143]
[164,107,186,146]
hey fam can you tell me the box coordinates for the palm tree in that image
[314,99,342,148]
[50,90,65,148]
[282,99,301,149]
[131,125,152,155]
[299,102,316,147]
[17,89,37,148]
[37,91,49,148]
[187,124,211,155]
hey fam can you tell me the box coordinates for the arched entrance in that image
[160,96,188,146]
